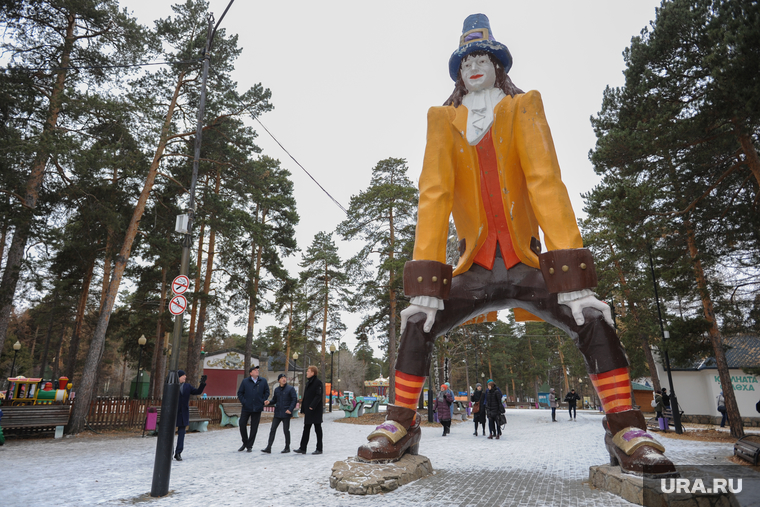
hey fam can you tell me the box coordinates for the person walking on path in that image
[434,384,454,436]
[485,380,504,439]
[174,370,206,461]
[549,388,558,422]
[564,388,580,421]
[262,373,298,454]
[471,382,486,436]
[237,365,269,452]
[295,365,324,455]
[717,391,727,428]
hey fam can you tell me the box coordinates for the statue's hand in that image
[559,293,613,327]
[400,304,439,334]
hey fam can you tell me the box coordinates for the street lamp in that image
[661,331,683,434]
[292,352,299,387]
[5,340,21,401]
[133,335,147,399]
[329,344,336,412]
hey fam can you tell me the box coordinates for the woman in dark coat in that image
[434,384,454,436]
[295,365,324,454]
[471,382,486,436]
[485,379,504,439]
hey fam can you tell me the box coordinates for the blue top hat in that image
[448,13,513,81]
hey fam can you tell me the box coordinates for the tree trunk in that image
[684,221,744,438]
[244,208,266,373]
[67,70,187,435]
[732,120,760,190]
[609,244,662,393]
[387,208,397,403]
[150,265,168,398]
[185,203,206,371]
[188,196,217,385]
[0,13,75,356]
[66,259,95,380]
[320,263,328,378]
[37,290,59,378]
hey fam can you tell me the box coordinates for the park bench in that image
[452,400,468,421]
[340,400,363,418]
[219,403,241,427]
[152,406,210,434]
[0,405,71,439]
[646,407,684,433]
[362,398,379,414]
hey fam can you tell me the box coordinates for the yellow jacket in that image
[414,90,583,277]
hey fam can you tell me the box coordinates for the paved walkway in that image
[0,407,748,506]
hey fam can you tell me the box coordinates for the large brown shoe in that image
[356,405,421,462]
[603,409,677,476]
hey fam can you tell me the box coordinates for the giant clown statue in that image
[357,13,676,477]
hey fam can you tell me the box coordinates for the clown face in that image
[461,53,496,93]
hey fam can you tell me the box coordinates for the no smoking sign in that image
[169,295,187,316]
[172,275,190,295]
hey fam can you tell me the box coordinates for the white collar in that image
[461,87,506,146]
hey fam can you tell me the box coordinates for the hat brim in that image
[449,40,513,81]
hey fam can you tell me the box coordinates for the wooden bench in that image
[340,401,363,418]
[0,405,71,439]
[153,406,210,433]
[646,407,684,432]
[219,403,241,427]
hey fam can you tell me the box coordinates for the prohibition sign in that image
[172,275,190,295]
[169,295,187,316]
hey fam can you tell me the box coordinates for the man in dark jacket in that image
[262,373,298,453]
[295,365,324,454]
[565,388,581,421]
[175,370,206,461]
[237,365,269,452]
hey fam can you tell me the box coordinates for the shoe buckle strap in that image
[612,426,665,456]
[367,420,408,444]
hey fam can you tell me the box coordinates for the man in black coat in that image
[565,388,581,421]
[294,365,324,455]
[175,370,206,461]
[237,365,269,452]
[262,373,298,453]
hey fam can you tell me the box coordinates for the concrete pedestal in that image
[589,465,740,506]
[330,454,434,495]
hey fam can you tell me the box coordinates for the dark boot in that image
[603,409,677,476]
[357,405,421,462]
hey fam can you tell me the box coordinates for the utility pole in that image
[151,1,235,495]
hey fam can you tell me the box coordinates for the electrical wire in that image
[252,115,348,215]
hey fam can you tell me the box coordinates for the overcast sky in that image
[122,0,662,355]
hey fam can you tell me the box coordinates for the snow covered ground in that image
[0,408,744,507]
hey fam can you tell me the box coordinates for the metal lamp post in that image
[151,1,237,497]
[292,352,298,387]
[133,335,147,399]
[647,244,683,435]
[661,331,683,434]
[5,340,21,400]
[329,344,335,412]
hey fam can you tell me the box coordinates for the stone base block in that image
[330,454,434,495]
[589,465,739,506]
